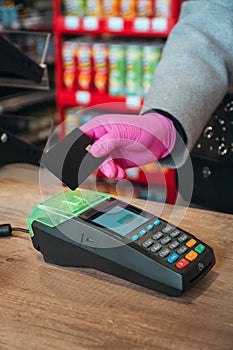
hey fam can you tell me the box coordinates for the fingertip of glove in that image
[115,166,127,180]
[100,160,117,179]
[91,143,106,157]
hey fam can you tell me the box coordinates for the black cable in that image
[0,224,29,237]
[12,227,30,234]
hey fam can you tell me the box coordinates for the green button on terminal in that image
[194,244,206,254]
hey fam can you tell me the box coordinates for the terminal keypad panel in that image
[126,217,207,271]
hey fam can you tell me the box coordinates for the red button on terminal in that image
[176,258,190,269]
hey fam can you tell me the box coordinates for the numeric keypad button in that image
[160,236,172,245]
[178,234,189,243]
[152,232,163,240]
[162,224,174,234]
[142,239,154,248]
[177,245,188,255]
[170,229,181,238]
[151,243,162,253]
[159,248,170,258]
[169,240,180,250]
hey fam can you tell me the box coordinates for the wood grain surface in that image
[0,179,232,350]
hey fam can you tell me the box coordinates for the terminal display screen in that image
[92,206,150,236]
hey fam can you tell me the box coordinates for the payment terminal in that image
[27,188,215,296]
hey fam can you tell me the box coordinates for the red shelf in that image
[58,90,143,112]
[55,15,175,37]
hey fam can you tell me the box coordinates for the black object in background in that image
[0,127,42,167]
[0,35,43,83]
[178,93,233,214]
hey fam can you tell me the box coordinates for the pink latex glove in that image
[80,112,176,180]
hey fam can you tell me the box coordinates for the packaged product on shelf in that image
[120,0,137,18]
[136,0,154,17]
[62,41,76,90]
[103,0,119,17]
[142,44,162,95]
[125,44,143,96]
[92,43,109,94]
[62,41,76,67]
[86,0,102,16]
[154,0,171,18]
[63,67,76,90]
[108,44,125,96]
[63,0,86,16]
[75,42,93,91]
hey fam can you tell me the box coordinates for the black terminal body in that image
[28,190,215,296]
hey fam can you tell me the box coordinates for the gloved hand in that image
[80,112,176,180]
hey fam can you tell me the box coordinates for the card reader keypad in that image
[130,219,206,270]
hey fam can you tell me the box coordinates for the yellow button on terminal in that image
[186,239,197,248]
[185,250,198,262]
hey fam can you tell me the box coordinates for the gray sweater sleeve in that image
[142,0,233,168]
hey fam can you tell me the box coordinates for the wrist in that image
[143,112,177,158]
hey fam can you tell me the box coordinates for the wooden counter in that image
[0,179,232,350]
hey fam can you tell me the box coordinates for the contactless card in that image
[41,128,107,190]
